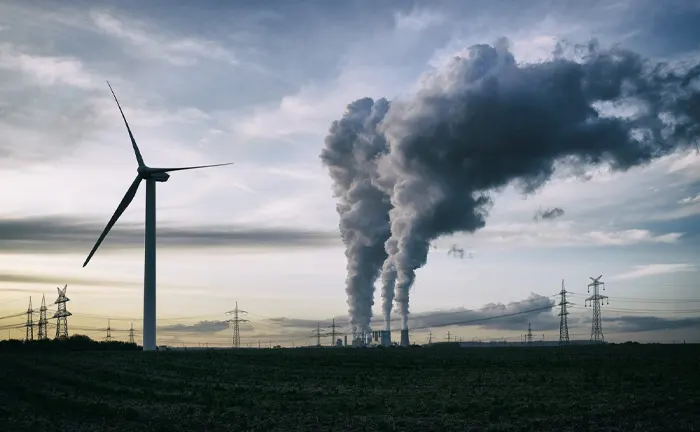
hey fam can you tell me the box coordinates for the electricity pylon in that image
[526,322,533,344]
[558,280,570,346]
[585,275,608,343]
[104,319,114,342]
[24,297,34,342]
[53,285,71,339]
[129,322,135,344]
[225,302,249,348]
[325,318,344,346]
[37,295,48,340]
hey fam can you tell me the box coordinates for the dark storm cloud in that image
[604,315,700,333]
[534,207,565,222]
[158,320,233,334]
[0,216,340,253]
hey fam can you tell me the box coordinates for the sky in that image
[0,0,698,347]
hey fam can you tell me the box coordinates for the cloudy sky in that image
[0,0,698,346]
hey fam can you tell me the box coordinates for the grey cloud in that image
[409,293,558,331]
[534,207,566,222]
[0,216,340,254]
[158,320,233,334]
[265,317,348,329]
[0,272,138,288]
[267,293,558,332]
[604,315,700,333]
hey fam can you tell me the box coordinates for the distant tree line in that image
[0,334,141,352]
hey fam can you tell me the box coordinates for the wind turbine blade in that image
[106,81,145,168]
[83,176,142,267]
[149,162,234,174]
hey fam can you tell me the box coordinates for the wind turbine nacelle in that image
[150,172,170,182]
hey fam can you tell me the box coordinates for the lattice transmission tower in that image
[129,322,135,344]
[585,275,609,343]
[558,280,570,346]
[312,322,324,347]
[24,297,34,342]
[326,318,344,347]
[526,322,533,344]
[104,319,114,342]
[37,294,48,340]
[53,284,71,339]
[225,302,249,348]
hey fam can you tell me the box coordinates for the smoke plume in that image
[320,97,392,336]
[324,38,699,333]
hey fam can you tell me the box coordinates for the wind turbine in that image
[83,81,233,351]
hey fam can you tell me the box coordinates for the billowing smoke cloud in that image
[325,38,699,331]
[534,207,565,222]
[320,98,393,336]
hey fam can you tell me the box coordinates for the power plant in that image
[0,274,659,350]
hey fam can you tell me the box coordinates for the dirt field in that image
[1,344,698,431]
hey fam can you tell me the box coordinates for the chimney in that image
[400,329,409,347]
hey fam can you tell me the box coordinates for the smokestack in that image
[328,39,700,332]
[381,330,392,347]
[400,329,409,347]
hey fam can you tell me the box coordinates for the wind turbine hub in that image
[137,166,170,182]
[150,172,170,182]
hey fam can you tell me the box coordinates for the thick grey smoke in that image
[380,255,396,330]
[534,207,565,222]
[320,97,392,336]
[363,39,699,330]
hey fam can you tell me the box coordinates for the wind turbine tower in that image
[82,82,233,351]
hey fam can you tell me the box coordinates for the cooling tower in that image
[400,329,409,347]
[380,330,392,347]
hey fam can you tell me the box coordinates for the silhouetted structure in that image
[586,275,609,343]
[129,322,135,344]
[53,285,71,339]
[81,82,233,352]
[37,295,48,340]
[25,297,34,342]
[225,302,248,348]
[558,280,571,346]
[527,322,533,344]
[104,319,114,342]
[326,318,344,347]
[400,329,410,347]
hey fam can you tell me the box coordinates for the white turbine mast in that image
[82,81,233,351]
